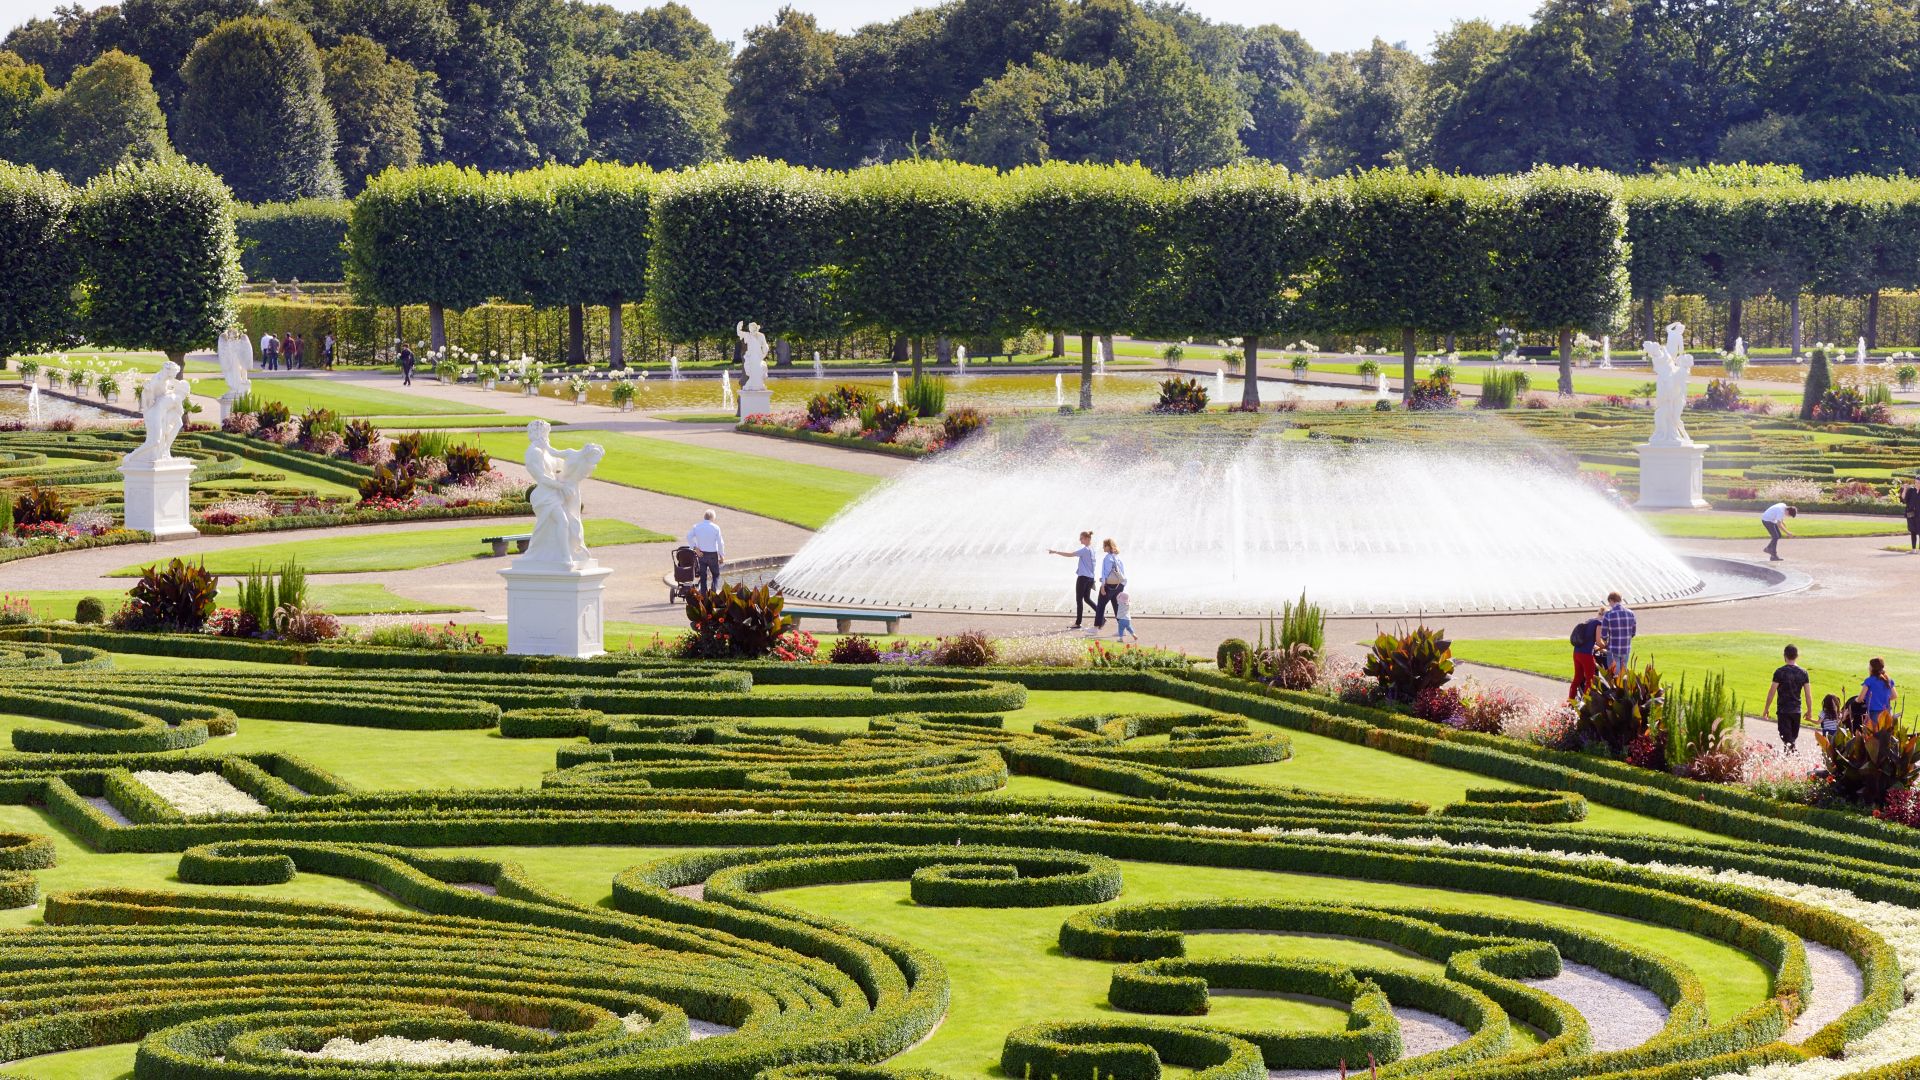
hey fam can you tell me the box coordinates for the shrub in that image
[863,401,915,439]
[1277,592,1324,654]
[942,407,987,444]
[1660,671,1735,769]
[357,466,416,503]
[1087,642,1191,670]
[119,558,218,632]
[1727,486,1758,500]
[1362,625,1453,703]
[1813,386,1889,424]
[1830,480,1884,505]
[297,408,341,442]
[770,629,817,662]
[1454,686,1530,736]
[1259,643,1319,691]
[13,484,65,526]
[1407,373,1458,411]
[1216,638,1254,677]
[1410,685,1464,723]
[828,635,882,664]
[1874,787,1920,828]
[1577,662,1664,757]
[1477,369,1523,409]
[235,198,349,282]
[1680,748,1746,784]
[1820,710,1920,809]
[903,375,947,418]
[73,596,106,624]
[682,583,793,659]
[1151,376,1208,414]
[934,630,997,667]
[275,606,339,643]
[343,419,378,454]
[256,400,292,429]
[443,444,490,483]
[1695,379,1745,411]
[807,385,872,426]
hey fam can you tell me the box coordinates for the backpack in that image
[1570,620,1596,650]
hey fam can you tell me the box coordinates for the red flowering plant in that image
[771,629,818,662]
[1875,788,1920,829]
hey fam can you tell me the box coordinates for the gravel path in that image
[669,883,706,900]
[1523,961,1668,1052]
[688,1020,736,1040]
[1263,1007,1470,1080]
[1788,941,1866,1043]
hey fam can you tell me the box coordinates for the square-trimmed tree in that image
[650,159,840,364]
[836,159,1012,381]
[1497,167,1629,395]
[1143,162,1311,410]
[1303,169,1501,404]
[518,162,655,368]
[1623,175,1715,342]
[72,159,241,368]
[0,162,79,361]
[997,162,1170,409]
[346,163,520,353]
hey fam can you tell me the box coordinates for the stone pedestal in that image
[1635,443,1710,509]
[119,458,198,540]
[501,562,613,658]
[218,392,239,422]
[737,387,773,419]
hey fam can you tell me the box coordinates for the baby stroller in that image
[667,546,701,604]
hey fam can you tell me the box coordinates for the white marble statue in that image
[736,321,770,391]
[519,420,605,571]
[1644,322,1695,448]
[216,328,253,403]
[125,362,191,465]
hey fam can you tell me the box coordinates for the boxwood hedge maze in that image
[0,628,1915,1080]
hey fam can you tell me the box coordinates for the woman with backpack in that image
[1568,606,1605,699]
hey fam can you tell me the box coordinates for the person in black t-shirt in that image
[1762,643,1813,751]
[1568,610,1604,700]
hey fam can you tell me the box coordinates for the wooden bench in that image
[784,606,913,635]
[481,533,532,557]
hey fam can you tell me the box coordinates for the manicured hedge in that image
[235,199,350,282]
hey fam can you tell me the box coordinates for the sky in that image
[0,0,1540,54]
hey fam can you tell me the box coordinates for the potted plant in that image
[567,373,590,404]
[96,371,118,402]
[17,358,40,386]
[1357,359,1381,379]
[1289,355,1311,380]
[1898,363,1917,391]
[610,379,637,412]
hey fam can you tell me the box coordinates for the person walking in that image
[1760,501,1797,562]
[261,331,279,372]
[1599,591,1637,674]
[1092,538,1126,631]
[686,509,724,592]
[1047,531,1098,628]
[1111,589,1137,643]
[323,333,335,369]
[1762,644,1813,752]
[1903,481,1920,552]
[1858,657,1899,721]
[398,343,415,386]
[1568,607,1605,699]
[288,333,304,370]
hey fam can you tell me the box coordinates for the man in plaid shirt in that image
[1599,591,1637,674]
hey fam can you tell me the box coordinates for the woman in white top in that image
[1093,538,1126,631]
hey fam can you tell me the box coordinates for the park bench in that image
[481,533,533,557]
[784,606,912,635]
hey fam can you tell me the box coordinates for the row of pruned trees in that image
[345,159,1637,405]
[0,158,242,367]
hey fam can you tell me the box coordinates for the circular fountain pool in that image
[772,425,1802,618]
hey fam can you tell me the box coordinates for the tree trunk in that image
[891,336,909,363]
[1443,331,1456,355]
[1867,290,1881,351]
[1790,294,1803,358]
[1725,296,1743,354]
[1080,332,1094,409]
[1240,337,1260,410]
[1052,331,1066,358]
[910,336,923,380]
[567,304,585,364]
[608,305,625,369]
[1557,327,1573,395]
[393,307,403,358]
[936,336,952,367]
[428,303,446,352]
[1643,296,1656,341]
[775,339,791,369]
[1400,327,1417,406]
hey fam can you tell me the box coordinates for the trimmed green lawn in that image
[469,429,880,529]
[1456,632,1920,715]
[195,377,499,417]
[108,520,667,576]
[1639,511,1906,539]
[362,414,556,430]
[0,584,466,620]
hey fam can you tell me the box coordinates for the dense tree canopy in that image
[11,48,170,182]
[0,161,79,357]
[176,16,341,202]
[322,35,422,193]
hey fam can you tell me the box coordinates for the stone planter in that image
[619,401,634,412]
[482,379,496,391]
[574,391,588,405]
[523,383,538,397]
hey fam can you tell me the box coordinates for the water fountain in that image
[1859,337,1869,365]
[1376,372,1390,396]
[1600,336,1612,369]
[1734,337,1745,357]
[890,370,902,405]
[720,371,734,411]
[1214,369,1226,403]
[775,421,1734,617]
[813,351,824,378]
[668,355,681,380]
[24,385,40,424]
[956,345,968,375]
[1054,374,1064,409]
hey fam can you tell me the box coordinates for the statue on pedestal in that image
[125,362,191,466]
[736,321,770,391]
[1643,322,1694,448]
[519,419,605,571]
[216,328,253,419]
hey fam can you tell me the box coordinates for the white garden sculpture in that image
[215,328,253,421]
[119,360,198,539]
[1635,322,1709,509]
[735,320,773,417]
[502,420,613,657]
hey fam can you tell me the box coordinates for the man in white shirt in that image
[686,509,724,592]
[260,332,279,371]
[1047,530,1097,628]
[1760,502,1797,562]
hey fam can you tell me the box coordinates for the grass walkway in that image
[1455,631,1920,712]
[1,584,466,620]
[1641,511,1906,539]
[197,377,499,418]
[108,520,667,576]
[469,429,880,529]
